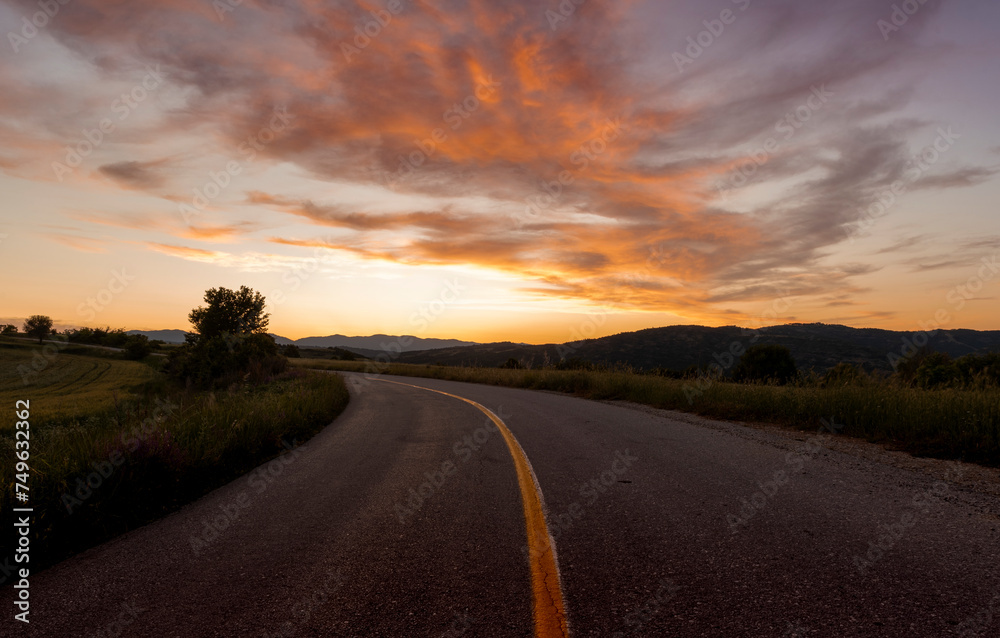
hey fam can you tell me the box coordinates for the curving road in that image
[20,372,1000,637]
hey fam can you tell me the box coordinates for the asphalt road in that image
[18,372,1000,637]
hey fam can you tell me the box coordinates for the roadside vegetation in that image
[0,288,349,570]
[296,344,1000,467]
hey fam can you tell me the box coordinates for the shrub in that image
[123,334,153,360]
[732,344,798,385]
[914,352,957,389]
[554,357,595,371]
[168,332,286,387]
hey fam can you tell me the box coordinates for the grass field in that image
[0,339,161,424]
[0,340,350,570]
[294,359,1000,466]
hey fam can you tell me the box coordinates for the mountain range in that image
[129,323,1000,373]
[385,323,1000,373]
[127,330,476,352]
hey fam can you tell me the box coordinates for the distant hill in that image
[128,329,189,343]
[293,334,476,351]
[391,323,1000,373]
[128,330,475,352]
[126,324,1000,372]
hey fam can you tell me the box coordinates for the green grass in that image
[0,339,161,425]
[294,359,1000,466]
[0,342,350,570]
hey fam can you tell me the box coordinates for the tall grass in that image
[0,366,349,570]
[295,360,1000,466]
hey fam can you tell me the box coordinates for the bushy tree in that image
[281,344,301,358]
[23,315,53,344]
[101,328,130,348]
[65,326,130,348]
[954,351,1000,388]
[167,286,285,387]
[189,286,269,339]
[123,334,153,361]
[914,352,957,389]
[329,347,358,361]
[0,324,17,335]
[66,327,95,343]
[892,346,932,385]
[733,344,798,384]
[500,357,524,369]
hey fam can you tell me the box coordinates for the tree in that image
[67,327,95,343]
[168,286,285,387]
[892,346,932,385]
[281,344,301,358]
[123,334,153,361]
[23,315,53,344]
[954,351,1000,388]
[0,324,16,335]
[733,344,798,385]
[914,352,957,389]
[188,286,269,340]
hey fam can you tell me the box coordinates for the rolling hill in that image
[128,330,476,352]
[389,323,1000,373]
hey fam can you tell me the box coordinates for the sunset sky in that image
[1,0,998,343]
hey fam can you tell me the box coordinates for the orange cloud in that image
[4,0,992,329]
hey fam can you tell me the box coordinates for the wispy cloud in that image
[2,0,996,325]
[44,233,108,253]
[145,242,337,273]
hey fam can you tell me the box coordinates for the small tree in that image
[67,327,94,343]
[914,352,956,389]
[281,344,301,358]
[0,324,16,335]
[892,346,932,385]
[23,315,53,344]
[733,344,798,384]
[123,334,153,361]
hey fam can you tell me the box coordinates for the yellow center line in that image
[373,377,570,638]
